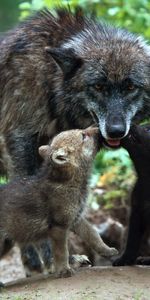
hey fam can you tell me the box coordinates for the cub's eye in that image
[82,132,87,140]
[82,132,89,141]
[95,84,104,91]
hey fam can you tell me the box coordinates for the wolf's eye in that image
[95,84,104,91]
[127,84,135,91]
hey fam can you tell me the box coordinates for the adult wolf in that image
[113,125,150,266]
[0,9,150,274]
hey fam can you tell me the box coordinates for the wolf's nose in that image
[106,124,126,139]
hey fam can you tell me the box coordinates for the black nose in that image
[106,117,126,139]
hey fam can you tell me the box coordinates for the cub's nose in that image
[106,123,126,139]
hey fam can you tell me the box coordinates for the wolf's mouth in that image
[88,110,122,149]
[102,138,121,149]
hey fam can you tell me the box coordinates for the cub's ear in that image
[38,145,50,159]
[52,148,69,166]
[45,47,83,78]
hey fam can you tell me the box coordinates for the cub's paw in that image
[112,255,135,266]
[103,247,118,257]
[55,267,74,278]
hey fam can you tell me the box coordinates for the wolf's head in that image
[46,17,150,148]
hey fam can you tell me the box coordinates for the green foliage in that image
[19,0,150,39]
[0,0,20,31]
[94,148,132,175]
[0,177,7,184]
[89,147,136,209]
[101,189,126,209]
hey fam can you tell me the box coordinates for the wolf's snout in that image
[106,115,126,139]
[106,123,126,139]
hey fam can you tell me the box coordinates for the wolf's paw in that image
[21,241,52,277]
[69,254,90,268]
[136,257,150,266]
[112,255,135,266]
[55,267,74,278]
[0,282,5,290]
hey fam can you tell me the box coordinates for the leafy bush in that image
[89,148,135,209]
[19,0,150,39]
[0,177,7,184]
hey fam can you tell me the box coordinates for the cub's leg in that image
[73,217,118,257]
[50,227,74,278]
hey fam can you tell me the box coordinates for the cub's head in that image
[39,127,101,178]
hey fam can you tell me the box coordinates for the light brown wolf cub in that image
[0,127,117,281]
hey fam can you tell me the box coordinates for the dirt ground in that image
[0,266,150,300]
[0,247,149,300]
[1,265,150,300]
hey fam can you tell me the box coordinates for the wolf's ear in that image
[38,145,50,159]
[52,148,69,166]
[45,47,83,77]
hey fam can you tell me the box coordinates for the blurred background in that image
[1,0,150,36]
[0,0,150,282]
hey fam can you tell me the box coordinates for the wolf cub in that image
[0,127,118,280]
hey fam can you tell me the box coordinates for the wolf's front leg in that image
[113,182,144,266]
[73,217,118,257]
[50,227,74,278]
[4,130,40,177]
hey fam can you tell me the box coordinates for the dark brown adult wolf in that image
[113,124,150,266]
[1,9,150,274]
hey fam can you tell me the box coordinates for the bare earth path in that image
[0,266,150,300]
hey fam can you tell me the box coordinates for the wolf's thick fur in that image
[1,10,150,176]
[0,127,117,281]
[113,125,150,266]
[1,9,150,273]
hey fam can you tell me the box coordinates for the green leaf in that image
[19,2,31,10]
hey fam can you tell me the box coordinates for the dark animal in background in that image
[113,124,150,266]
[0,127,117,283]
[1,8,150,273]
